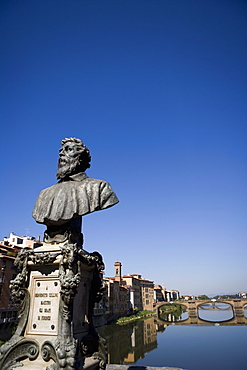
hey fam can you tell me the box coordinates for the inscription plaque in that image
[27,277,60,335]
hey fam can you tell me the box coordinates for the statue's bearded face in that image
[56,142,81,179]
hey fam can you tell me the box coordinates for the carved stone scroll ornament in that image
[0,339,39,370]
[58,244,105,322]
[41,339,77,370]
[29,251,59,265]
[59,242,82,321]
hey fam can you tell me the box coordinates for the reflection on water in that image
[158,303,188,322]
[97,306,247,370]
[97,318,157,364]
[198,302,234,321]
[159,311,188,322]
[199,308,234,321]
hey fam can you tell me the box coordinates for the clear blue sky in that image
[1,0,246,296]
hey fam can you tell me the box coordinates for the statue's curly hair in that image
[61,137,91,172]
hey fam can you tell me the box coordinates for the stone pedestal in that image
[0,243,107,370]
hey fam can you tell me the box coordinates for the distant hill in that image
[207,292,240,298]
[191,292,240,298]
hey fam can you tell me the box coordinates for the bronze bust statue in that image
[32,137,119,245]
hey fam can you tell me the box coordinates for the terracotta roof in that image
[140,278,153,282]
[0,243,21,250]
[0,254,16,260]
[122,274,139,278]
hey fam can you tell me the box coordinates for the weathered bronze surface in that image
[32,138,119,245]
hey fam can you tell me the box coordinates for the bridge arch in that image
[155,299,247,324]
[197,300,233,310]
[198,301,234,322]
[197,300,234,309]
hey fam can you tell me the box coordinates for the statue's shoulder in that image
[83,177,115,192]
[37,182,60,197]
[83,177,119,207]
[84,177,109,185]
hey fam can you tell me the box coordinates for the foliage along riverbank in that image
[158,303,187,321]
[116,310,155,325]
[159,303,187,313]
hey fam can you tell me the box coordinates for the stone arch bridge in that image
[155,299,247,326]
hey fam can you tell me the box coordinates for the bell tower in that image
[114,261,122,282]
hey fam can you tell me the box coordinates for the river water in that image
[97,305,247,370]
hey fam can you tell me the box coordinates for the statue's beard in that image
[56,156,81,180]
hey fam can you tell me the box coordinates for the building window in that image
[146,300,149,305]
[0,273,5,283]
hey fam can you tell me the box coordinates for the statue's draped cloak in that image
[32,172,119,226]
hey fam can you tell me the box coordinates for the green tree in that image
[198,294,209,300]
